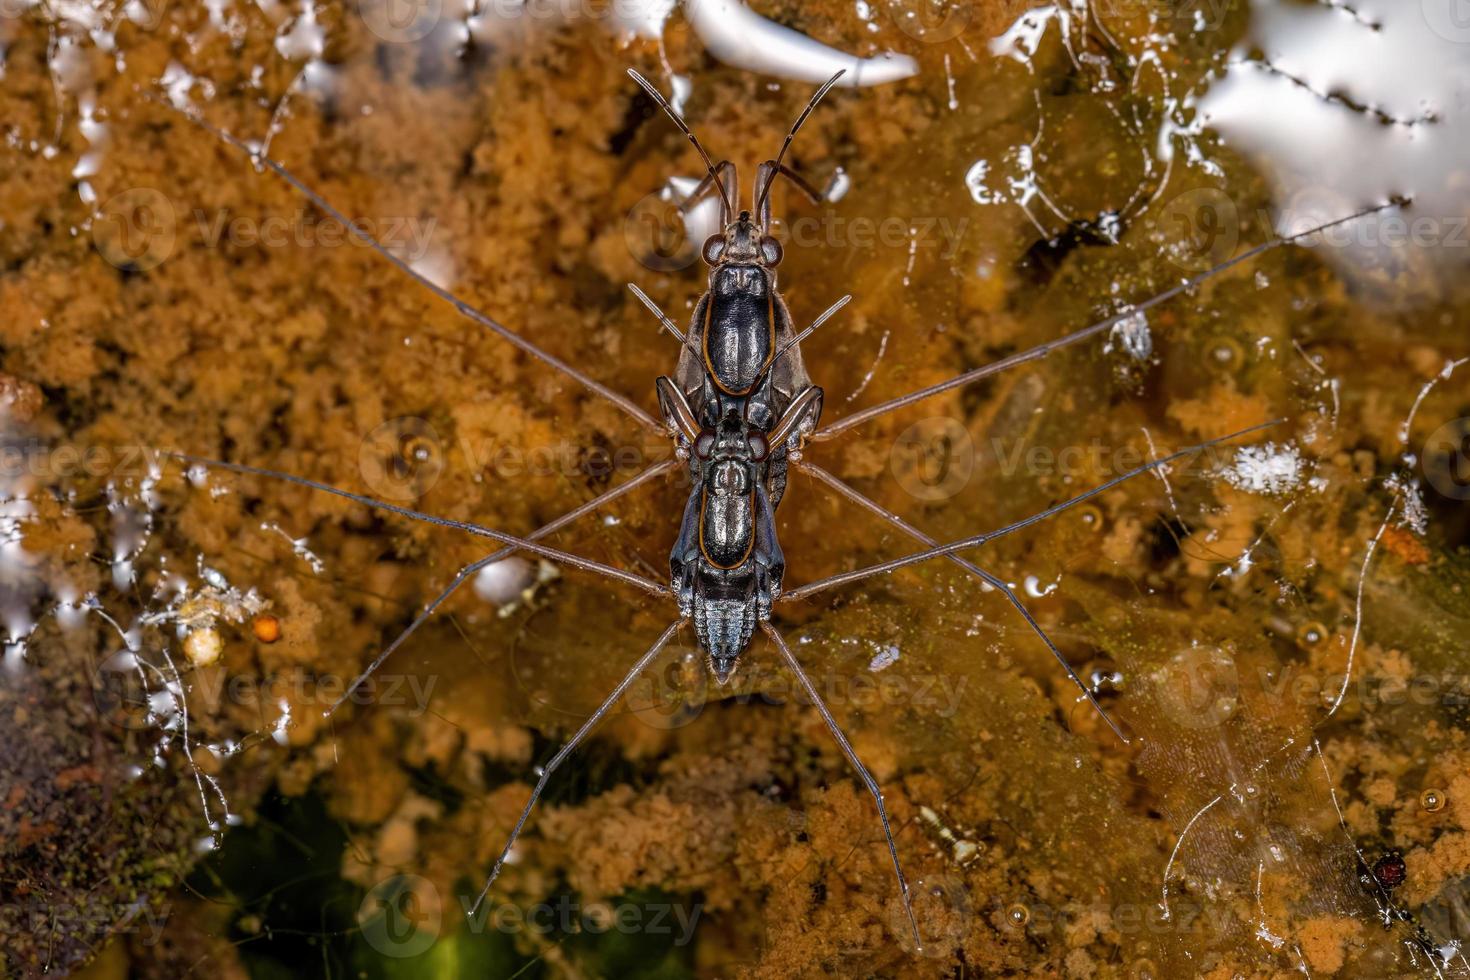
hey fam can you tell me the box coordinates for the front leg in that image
[753,485,785,620]
[670,489,702,619]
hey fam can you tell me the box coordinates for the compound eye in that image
[694,431,716,460]
[747,432,769,461]
[703,235,726,265]
[759,236,783,266]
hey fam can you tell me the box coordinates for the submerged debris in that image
[1222,442,1305,495]
[1104,310,1153,362]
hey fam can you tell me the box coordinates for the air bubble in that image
[1421,788,1446,812]
[1206,336,1243,373]
[1295,621,1329,649]
[1006,902,1030,926]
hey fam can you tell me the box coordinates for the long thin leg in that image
[783,419,1278,601]
[676,159,738,224]
[627,283,688,345]
[760,622,921,953]
[166,451,669,598]
[470,619,684,915]
[151,96,662,434]
[773,294,850,363]
[813,199,1405,442]
[328,459,677,715]
[795,460,1128,744]
[754,160,827,231]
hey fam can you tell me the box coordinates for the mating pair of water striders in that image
[166,67,1398,951]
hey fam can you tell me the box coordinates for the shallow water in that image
[2,0,1470,976]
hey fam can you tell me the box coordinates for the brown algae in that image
[1,0,1469,977]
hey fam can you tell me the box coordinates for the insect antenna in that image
[163,451,670,598]
[753,70,846,226]
[761,622,922,953]
[795,460,1130,744]
[147,94,662,434]
[814,198,1409,441]
[782,418,1281,600]
[627,69,735,225]
[327,459,676,716]
[470,619,684,916]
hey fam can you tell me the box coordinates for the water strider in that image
[157,69,1401,953]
